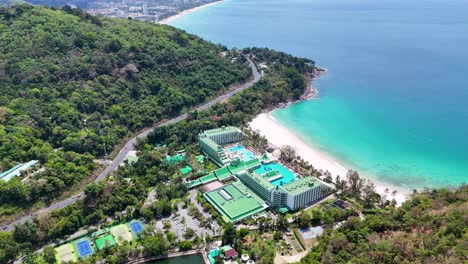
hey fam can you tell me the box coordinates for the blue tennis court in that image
[76,240,92,257]
[129,221,143,234]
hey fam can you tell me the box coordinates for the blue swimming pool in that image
[253,163,296,186]
[227,145,256,161]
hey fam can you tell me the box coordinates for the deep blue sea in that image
[169,0,468,189]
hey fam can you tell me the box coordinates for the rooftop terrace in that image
[199,137,220,149]
[243,171,275,191]
[281,177,323,195]
[200,126,242,137]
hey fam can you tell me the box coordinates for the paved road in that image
[3,59,261,231]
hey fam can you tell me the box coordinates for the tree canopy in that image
[300,185,468,264]
[0,4,250,215]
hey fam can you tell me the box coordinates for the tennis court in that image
[111,224,133,244]
[95,234,116,251]
[55,243,77,263]
[129,221,144,236]
[76,240,93,257]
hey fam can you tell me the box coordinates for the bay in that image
[169,0,468,189]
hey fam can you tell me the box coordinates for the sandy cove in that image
[249,112,408,205]
[159,1,224,25]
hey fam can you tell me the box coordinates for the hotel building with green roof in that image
[237,171,334,211]
[198,126,245,166]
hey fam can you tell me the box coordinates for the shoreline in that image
[159,1,224,25]
[249,112,409,205]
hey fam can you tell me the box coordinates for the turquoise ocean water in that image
[169,0,468,189]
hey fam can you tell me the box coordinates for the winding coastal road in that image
[3,58,261,231]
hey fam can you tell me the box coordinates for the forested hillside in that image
[300,186,467,264]
[0,46,315,263]
[0,5,251,218]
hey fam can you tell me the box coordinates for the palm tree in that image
[276,215,288,231]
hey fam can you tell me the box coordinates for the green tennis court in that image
[95,234,116,251]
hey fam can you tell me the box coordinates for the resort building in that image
[198,126,245,166]
[237,172,274,201]
[281,177,334,210]
[194,126,335,221]
[0,160,39,182]
[194,154,334,219]
[237,170,334,211]
[208,245,239,264]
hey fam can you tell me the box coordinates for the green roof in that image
[281,177,323,195]
[228,160,247,174]
[196,155,205,163]
[214,167,232,180]
[0,160,38,182]
[165,154,185,165]
[200,126,241,137]
[204,184,266,222]
[244,171,275,191]
[244,158,261,169]
[95,235,116,251]
[200,173,217,184]
[186,179,202,188]
[200,137,221,150]
[232,181,265,204]
[180,166,192,175]
[0,164,22,180]
[220,245,233,252]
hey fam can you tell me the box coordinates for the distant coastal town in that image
[2,0,223,22]
[85,0,222,23]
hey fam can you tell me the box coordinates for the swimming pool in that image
[227,145,256,161]
[253,163,296,186]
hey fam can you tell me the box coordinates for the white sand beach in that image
[159,1,224,25]
[249,112,408,205]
